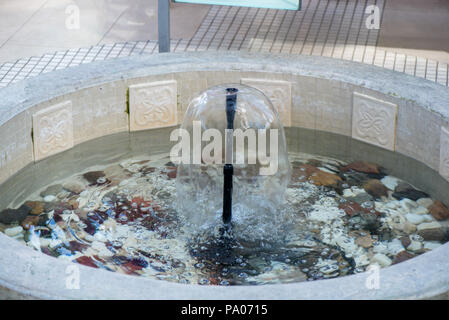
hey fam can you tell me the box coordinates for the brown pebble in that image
[68,198,79,210]
[400,236,411,248]
[24,201,44,215]
[167,169,177,179]
[21,215,41,230]
[309,170,342,187]
[392,251,415,264]
[417,227,447,242]
[340,161,380,174]
[355,235,373,248]
[428,201,449,221]
[82,171,105,184]
[339,201,364,217]
[363,179,389,199]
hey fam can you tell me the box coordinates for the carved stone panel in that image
[129,80,178,131]
[439,126,449,181]
[241,78,292,127]
[32,101,74,161]
[352,92,398,151]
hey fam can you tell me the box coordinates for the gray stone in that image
[39,184,63,197]
[63,182,85,194]
[347,192,373,205]
[393,182,429,201]
[0,205,31,224]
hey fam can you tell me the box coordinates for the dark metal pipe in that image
[223,88,238,225]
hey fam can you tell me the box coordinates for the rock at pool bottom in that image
[0,153,448,285]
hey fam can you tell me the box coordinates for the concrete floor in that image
[0,0,448,64]
[0,0,448,87]
[378,0,449,64]
[0,0,209,63]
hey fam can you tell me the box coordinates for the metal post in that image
[158,0,170,53]
[222,88,238,225]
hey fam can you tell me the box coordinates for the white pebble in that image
[407,241,422,252]
[43,195,57,202]
[387,239,404,254]
[381,176,400,190]
[343,189,355,198]
[412,206,428,215]
[400,198,418,211]
[5,226,23,237]
[79,190,90,197]
[417,221,441,231]
[405,213,426,225]
[351,187,366,196]
[372,253,392,267]
[417,198,434,208]
[422,214,434,222]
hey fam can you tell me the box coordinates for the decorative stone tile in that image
[352,92,398,151]
[241,78,292,127]
[439,126,449,181]
[32,101,74,161]
[129,80,178,131]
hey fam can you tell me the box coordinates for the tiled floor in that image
[0,0,448,88]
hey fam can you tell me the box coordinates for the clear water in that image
[1,152,447,285]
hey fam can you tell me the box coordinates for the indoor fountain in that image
[0,52,448,299]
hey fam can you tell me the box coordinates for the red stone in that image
[76,256,98,268]
[428,201,449,221]
[392,251,415,264]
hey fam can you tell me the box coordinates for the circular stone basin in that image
[0,52,449,299]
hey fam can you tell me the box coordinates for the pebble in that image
[43,195,57,202]
[343,189,355,198]
[372,253,392,267]
[407,240,422,252]
[403,222,417,234]
[24,201,44,215]
[347,192,373,205]
[428,201,449,221]
[387,239,405,255]
[392,251,415,264]
[63,181,85,194]
[40,184,63,197]
[417,221,442,231]
[363,179,389,199]
[5,226,23,237]
[417,222,447,242]
[416,198,434,208]
[381,176,400,190]
[393,182,429,201]
[340,161,381,175]
[412,206,428,215]
[355,235,373,248]
[400,236,411,248]
[309,169,342,188]
[400,198,418,211]
[405,213,426,225]
[0,205,31,224]
[83,171,106,184]
[21,216,40,230]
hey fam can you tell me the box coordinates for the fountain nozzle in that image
[223,88,238,225]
